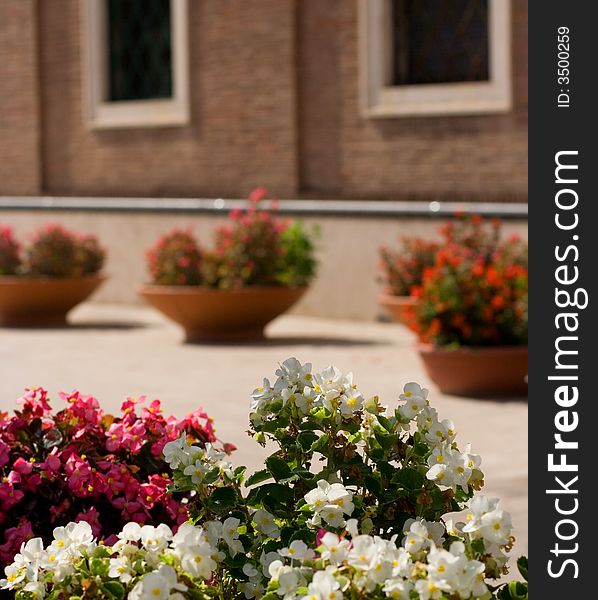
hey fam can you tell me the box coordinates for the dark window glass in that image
[392,0,489,86]
[107,0,172,101]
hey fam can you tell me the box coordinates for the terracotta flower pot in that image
[138,284,307,342]
[0,275,105,327]
[417,344,528,397]
[379,293,417,325]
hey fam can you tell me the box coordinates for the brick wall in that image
[0,0,41,195]
[298,0,528,202]
[38,0,298,198]
[1,0,528,202]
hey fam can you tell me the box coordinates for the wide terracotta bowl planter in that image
[379,293,417,325]
[138,284,307,342]
[0,275,105,327]
[418,344,528,397]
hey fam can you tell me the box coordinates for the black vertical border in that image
[529,1,596,596]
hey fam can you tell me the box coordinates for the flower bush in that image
[0,387,223,567]
[147,188,316,289]
[410,217,528,347]
[147,229,203,286]
[379,238,439,297]
[2,358,527,599]
[0,227,21,276]
[0,224,106,278]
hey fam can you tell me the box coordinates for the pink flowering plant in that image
[0,227,21,276]
[0,387,225,568]
[0,224,105,278]
[146,188,317,289]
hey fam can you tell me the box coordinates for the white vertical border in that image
[359,0,512,117]
[82,0,190,129]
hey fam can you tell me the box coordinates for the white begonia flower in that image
[278,566,302,599]
[172,522,206,549]
[162,432,189,469]
[304,481,329,511]
[17,538,45,577]
[400,382,429,403]
[128,565,186,600]
[222,517,244,557]
[295,386,320,414]
[399,393,427,420]
[427,443,454,468]
[347,535,377,569]
[382,578,413,600]
[478,509,513,545]
[279,540,315,561]
[319,532,350,565]
[414,578,444,600]
[462,495,501,534]
[261,551,282,577]
[275,358,313,389]
[339,389,364,415]
[345,519,359,538]
[303,569,343,600]
[0,564,26,590]
[117,521,142,543]
[108,555,135,583]
[416,406,439,432]
[23,581,46,599]
[203,520,223,547]
[425,420,449,445]
[181,544,217,579]
[183,457,209,485]
[317,505,346,528]
[327,483,355,516]
[140,524,173,553]
[253,509,280,538]
[426,462,452,489]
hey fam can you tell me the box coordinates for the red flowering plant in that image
[146,188,317,289]
[25,224,105,277]
[410,216,528,347]
[379,237,439,296]
[0,387,226,567]
[0,227,21,276]
[146,228,202,285]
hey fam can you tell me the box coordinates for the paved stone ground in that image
[0,304,527,561]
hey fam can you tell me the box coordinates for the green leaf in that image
[517,556,528,581]
[392,468,424,490]
[311,433,330,453]
[507,581,528,600]
[297,430,318,451]
[102,581,125,600]
[377,415,394,432]
[364,475,382,495]
[89,557,109,578]
[245,469,273,487]
[266,456,293,481]
[203,467,221,485]
[207,486,238,512]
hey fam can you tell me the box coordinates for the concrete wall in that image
[0,0,42,195]
[0,210,527,321]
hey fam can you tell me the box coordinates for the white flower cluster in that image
[251,358,364,421]
[0,521,94,597]
[0,520,222,600]
[267,500,513,600]
[397,383,483,492]
[304,480,355,528]
[163,432,233,483]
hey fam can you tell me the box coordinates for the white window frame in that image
[82,0,189,129]
[359,0,512,118]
